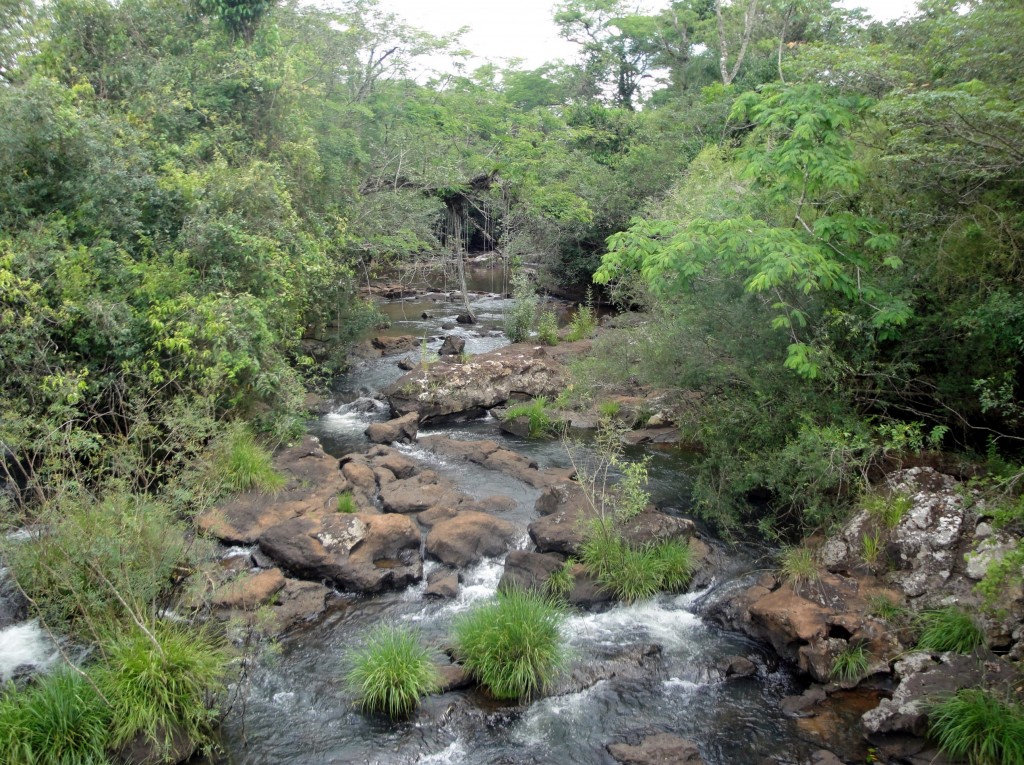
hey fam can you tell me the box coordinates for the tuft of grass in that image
[580,521,693,602]
[0,669,111,765]
[504,397,555,439]
[337,492,356,513]
[929,689,1024,765]
[212,423,285,494]
[779,546,819,587]
[545,560,575,600]
[654,539,696,592]
[867,594,908,623]
[597,400,621,419]
[915,607,986,654]
[829,642,870,684]
[345,625,439,718]
[453,589,566,700]
[862,532,883,567]
[537,309,559,346]
[865,492,912,529]
[95,622,231,759]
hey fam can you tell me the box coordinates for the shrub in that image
[779,546,818,587]
[929,689,1024,765]
[453,589,566,700]
[210,422,285,494]
[504,271,539,343]
[95,623,231,759]
[345,625,439,718]
[0,669,111,765]
[537,309,559,346]
[829,642,870,684]
[566,297,597,342]
[915,607,986,653]
[504,397,554,438]
[7,493,189,637]
[337,492,356,513]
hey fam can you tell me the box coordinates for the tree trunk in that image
[716,0,758,86]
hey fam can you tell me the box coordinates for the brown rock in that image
[436,663,473,692]
[341,460,377,494]
[608,733,705,765]
[438,335,466,356]
[381,475,456,514]
[212,568,286,610]
[365,412,419,444]
[499,551,566,593]
[424,570,459,599]
[425,512,518,567]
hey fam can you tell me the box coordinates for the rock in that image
[781,686,828,717]
[371,450,419,480]
[424,570,459,599]
[808,751,844,765]
[553,643,663,696]
[211,568,286,610]
[397,358,416,371]
[380,474,457,514]
[386,344,567,423]
[0,576,28,629]
[419,435,573,489]
[568,564,616,610]
[425,512,518,567]
[441,322,456,330]
[113,723,195,765]
[607,733,705,765]
[438,335,465,356]
[499,551,566,593]
[421,312,431,319]
[455,313,476,324]
[436,663,473,692]
[269,579,330,632]
[365,412,419,444]
[258,512,422,594]
[372,335,419,354]
[718,655,757,678]
[341,458,378,494]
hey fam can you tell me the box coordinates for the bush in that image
[537,309,559,346]
[7,493,190,637]
[566,297,597,342]
[95,623,230,759]
[867,594,908,623]
[453,589,566,700]
[210,422,285,494]
[504,271,539,343]
[929,689,1024,765]
[0,669,111,765]
[345,625,439,718]
[916,607,986,653]
[504,397,555,438]
[829,642,869,684]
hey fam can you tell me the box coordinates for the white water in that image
[0,621,58,681]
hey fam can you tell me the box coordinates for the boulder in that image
[370,450,419,480]
[385,344,567,423]
[436,663,473,692]
[499,551,566,593]
[455,313,476,324]
[607,733,705,765]
[419,435,574,489]
[365,412,419,445]
[268,579,330,632]
[113,723,195,765]
[380,474,458,514]
[211,568,286,610]
[425,512,518,567]
[258,512,422,594]
[718,655,757,678]
[424,570,459,599]
[438,335,466,356]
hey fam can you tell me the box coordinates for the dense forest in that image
[1,0,1023,762]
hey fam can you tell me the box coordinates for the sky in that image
[372,0,922,71]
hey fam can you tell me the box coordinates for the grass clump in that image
[504,397,555,439]
[345,625,439,718]
[0,669,111,765]
[566,288,597,341]
[337,492,357,513]
[598,400,621,419]
[929,689,1024,765]
[655,539,696,592]
[865,492,913,529]
[862,532,883,567]
[453,589,566,700]
[580,522,694,602]
[779,546,819,587]
[545,560,575,600]
[829,642,870,684]
[211,422,285,494]
[915,607,986,654]
[537,309,559,346]
[95,623,231,759]
[867,594,908,623]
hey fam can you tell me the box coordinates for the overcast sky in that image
[370,0,921,71]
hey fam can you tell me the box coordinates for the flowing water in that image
[216,278,821,765]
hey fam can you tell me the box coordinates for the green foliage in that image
[865,492,912,530]
[0,669,111,765]
[867,594,908,623]
[7,493,190,638]
[861,532,883,567]
[916,607,986,654]
[537,309,559,346]
[566,290,598,341]
[829,642,870,684]
[345,626,439,719]
[545,560,575,600]
[504,271,540,343]
[95,623,230,758]
[597,400,621,419]
[504,397,555,439]
[580,520,693,602]
[779,546,819,587]
[209,422,285,494]
[336,492,356,514]
[453,589,566,701]
[653,539,695,592]
[929,689,1024,765]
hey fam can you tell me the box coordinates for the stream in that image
[214,272,822,765]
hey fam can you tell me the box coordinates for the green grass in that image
[862,532,883,566]
[345,625,439,718]
[929,689,1024,765]
[0,669,111,765]
[566,290,598,342]
[580,521,694,602]
[829,642,870,684]
[95,622,231,758]
[544,560,575,600]
[453,589,566,700]
[597,400,621,419]
[867,594,908,623]
[504,397,555,438]
[212,422,285,494]
[337,492,356,513]
[915,607,986,653]
[865,492,913,529]
[779,546,819,587]
[537,309,559,346]
[655,539,696,592]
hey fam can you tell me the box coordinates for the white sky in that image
[372,0,921,70]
